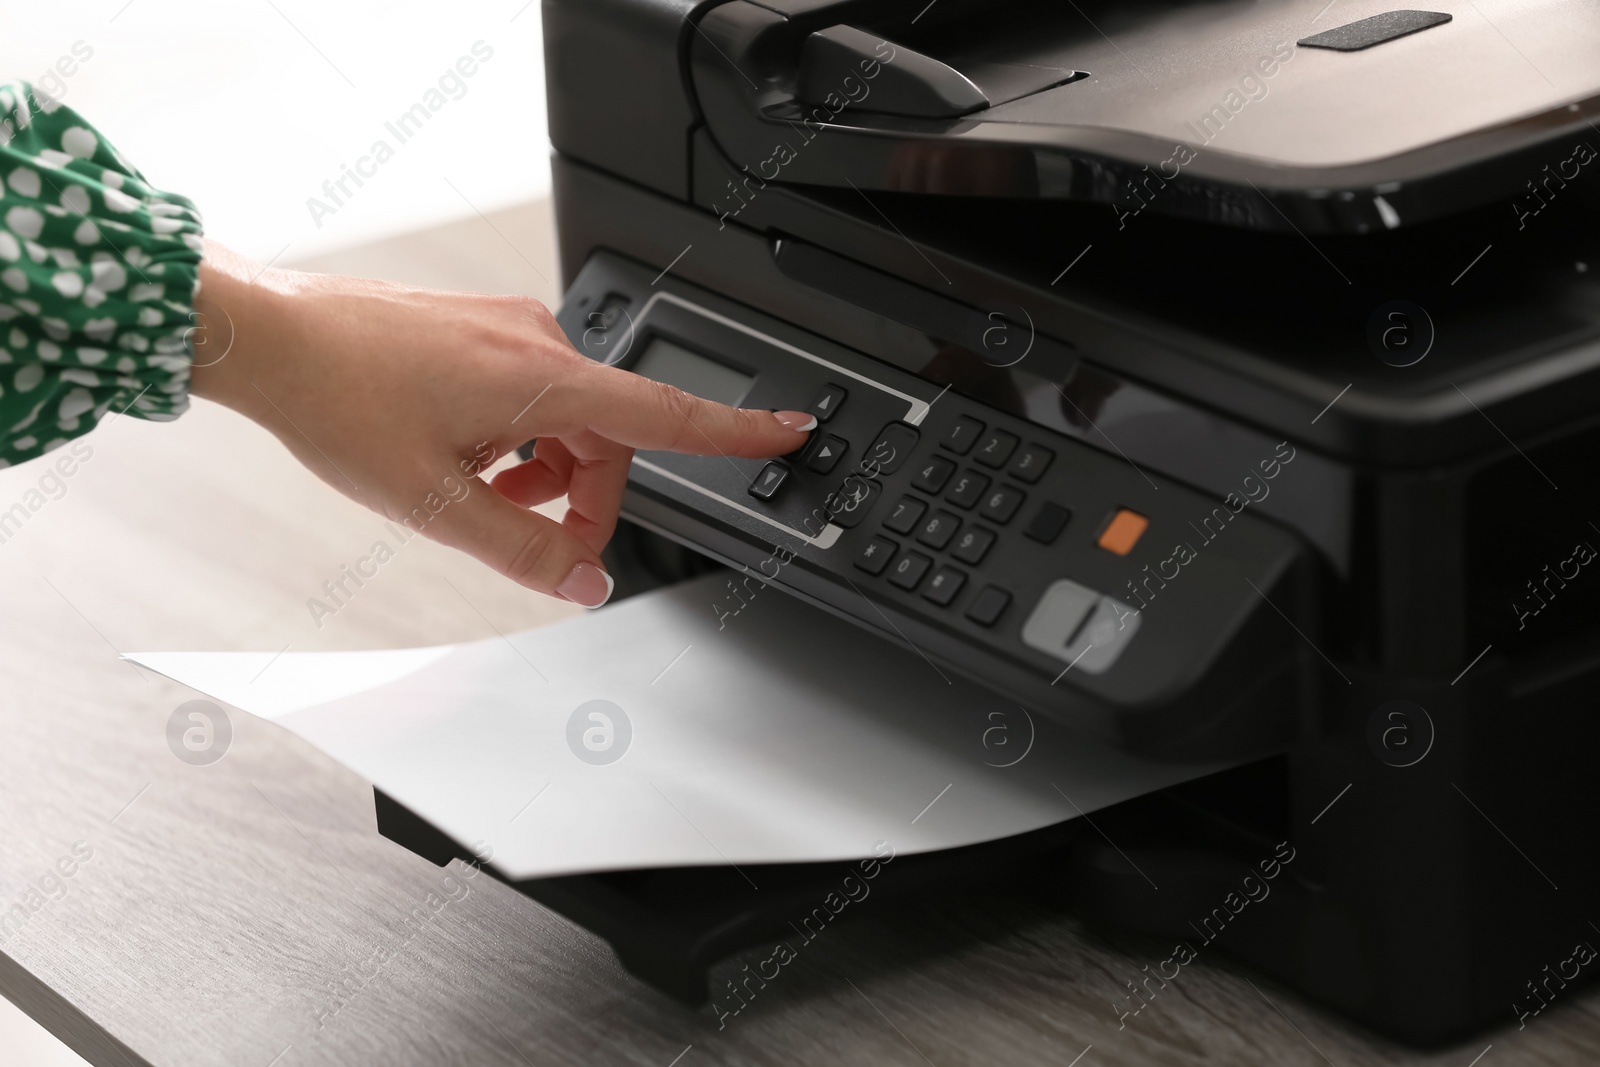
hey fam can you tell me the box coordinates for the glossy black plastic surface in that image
[690,0,1600,232]
[536,0,1600,1045]
[559,251,1318,759]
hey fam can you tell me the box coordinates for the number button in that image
[916,510,962,551]
[856,535,898,575]
[950,526,997,565]
[921,566,967,606]
[979,485,1026,524]
[888,551,933,590]
[973,429,1019,469]
[883,495,928,535]
[945,469,990,510]
[940,416,985,455]
[1008,444,1054,484]
[911,456,956,494]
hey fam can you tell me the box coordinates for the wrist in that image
[188,241,296,422]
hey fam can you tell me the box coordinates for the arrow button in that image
[807,383,848,423]
[748,461,790,501]
[805,434,848,474]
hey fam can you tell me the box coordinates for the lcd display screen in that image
[630,338,754,407]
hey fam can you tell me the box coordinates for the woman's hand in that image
[188,242,815,607]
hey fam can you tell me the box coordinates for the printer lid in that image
[690,0,1600,232]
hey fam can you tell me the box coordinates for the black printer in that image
[384,0,1600,1047]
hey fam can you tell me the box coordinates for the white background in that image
[1,0,552,262]
[1,4,553,1061]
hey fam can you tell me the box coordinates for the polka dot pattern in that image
[0,81,202,468]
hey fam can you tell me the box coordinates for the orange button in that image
[1098,508,1149,556]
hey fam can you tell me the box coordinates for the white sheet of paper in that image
[131,575,1236,880]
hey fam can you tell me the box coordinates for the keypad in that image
[883,495,927,535]
[979,485,1026,524]
[1025,503,1072,544]
[888,551,932,590]
[973,429,1019,469]
[868,424,919,474]
[910,456,956,494]
[847,410,1098,638]
[749,462,787,500]
[945,469,990,510]
[950,525,996,564]
[1008,444,1054,484]
[915,509,962,551]
[940,416,985,455]
[965,585,1011,626]
[856,535,897,575]
[922,566,967,606]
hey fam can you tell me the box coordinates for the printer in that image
[378,0,1600,1046]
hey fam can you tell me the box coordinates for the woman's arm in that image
[0,82,202,462]
[0,81,815,606]
[189,244,814,607]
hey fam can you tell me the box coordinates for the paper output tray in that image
[375,761,1306,1007]
[373,788,1086,1003]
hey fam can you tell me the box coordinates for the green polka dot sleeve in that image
[0,80,203,470]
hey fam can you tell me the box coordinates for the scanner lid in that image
[690,0,1600,233]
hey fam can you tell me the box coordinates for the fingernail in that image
[557,562,614,609]
[775,410,818,432]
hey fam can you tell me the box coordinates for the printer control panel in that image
[555,253,1311,755]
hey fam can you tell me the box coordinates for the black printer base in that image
[376,681,1600,1050]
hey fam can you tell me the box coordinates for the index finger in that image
[561,360,817,458]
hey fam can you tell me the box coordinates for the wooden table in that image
[3,201,1598,1067]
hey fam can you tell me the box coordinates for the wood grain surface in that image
[2,200,1598,1067]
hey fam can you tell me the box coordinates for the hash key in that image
[922,566,967,606]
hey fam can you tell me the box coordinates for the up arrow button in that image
[807,383,848,423]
